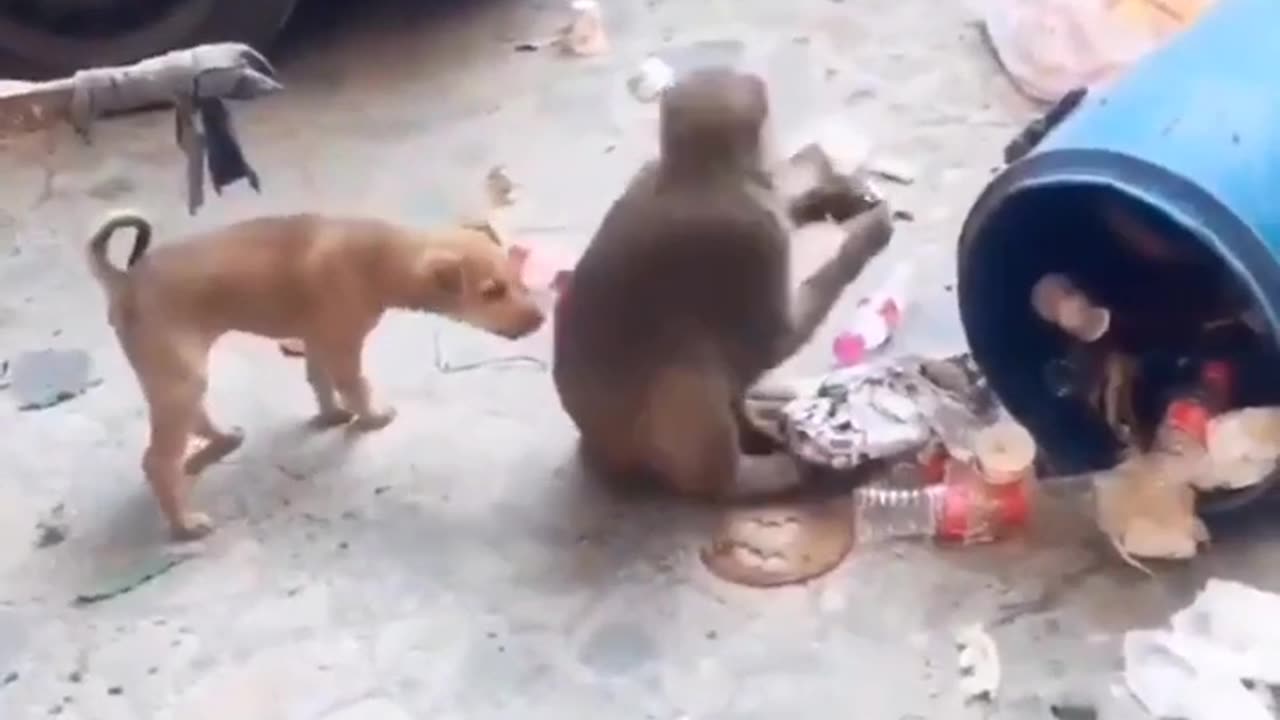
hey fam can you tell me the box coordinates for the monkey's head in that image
[658,67,772,173]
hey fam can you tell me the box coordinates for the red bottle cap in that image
[1165,398,1210,444]
[832,333,868,367]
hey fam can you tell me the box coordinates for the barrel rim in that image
[956,149,1280,507]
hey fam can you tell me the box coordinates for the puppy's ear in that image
[507,244,530,273]
[423,254,466,298]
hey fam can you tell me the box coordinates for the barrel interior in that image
[960,183,1280,479]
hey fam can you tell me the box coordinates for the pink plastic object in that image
[509,243,574,295]
[832,263,913,367]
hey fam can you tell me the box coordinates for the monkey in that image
[552,66,895,500]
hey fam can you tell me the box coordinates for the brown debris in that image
[701,498,854,587]
[1094,453,1209,573]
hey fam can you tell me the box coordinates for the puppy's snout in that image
[499,302,545,339]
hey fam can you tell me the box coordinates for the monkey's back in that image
[554,168,790,394]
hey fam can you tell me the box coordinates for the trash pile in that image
[729,208,1280,580]
[1035,271,1280,568]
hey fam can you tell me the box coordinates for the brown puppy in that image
[552,67,894,499]
[88,211,544,540]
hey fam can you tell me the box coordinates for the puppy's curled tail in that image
[87,210,152,294]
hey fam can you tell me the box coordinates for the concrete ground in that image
[2,0,1279,718]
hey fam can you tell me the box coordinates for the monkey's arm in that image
[780,144,880,226]
[771,203,893,365]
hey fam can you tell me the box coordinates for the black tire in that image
[0,0,298,80]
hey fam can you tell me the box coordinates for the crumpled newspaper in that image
[744,353,999,469]
[1124,579,1280,720]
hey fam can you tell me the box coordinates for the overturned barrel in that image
[957,0,1280,479]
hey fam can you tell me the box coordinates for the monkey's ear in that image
[424,254,466,298]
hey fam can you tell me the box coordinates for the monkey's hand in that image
[834,200,893,280]
[772,201,895,366]
[781,144,881,226]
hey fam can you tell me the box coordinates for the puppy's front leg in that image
[305,352,355,428]
[310,336,396,431]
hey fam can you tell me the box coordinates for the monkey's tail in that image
[87,210,152,295]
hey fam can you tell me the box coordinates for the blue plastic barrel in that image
[957,0,1280,477]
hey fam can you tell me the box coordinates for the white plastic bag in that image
[981,0,1213,101]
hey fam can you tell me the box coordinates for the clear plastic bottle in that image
[854,424,1036,545]
[852,483,945,544]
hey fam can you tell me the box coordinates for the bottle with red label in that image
[1150,358,1234,456]
[852,422,1036,545]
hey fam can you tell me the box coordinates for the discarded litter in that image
[1200,406,1280,491]
[701,498,854,587]
[627,56,675,102]
[1094,452,1208,573]
[559,0,609,57]
[1031,273,1112,343]
[1123,578,1280,720]
[746,353,998,470]
[1095,384,1216,569]
[852,421,1035,545]
[5,348,100,410]
[981,0,1213,102]
[955,624,1001,701]
[832,262,914,367]
[34,503,68,549]
[508,241,574,297]
[485,165,518,207]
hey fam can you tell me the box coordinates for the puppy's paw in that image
[183,429,246,475]
[352,407,397,432]
[278,338,307,357]
[309,408,355,429]
[172,512,214,541]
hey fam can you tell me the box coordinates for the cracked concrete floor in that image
[3,0,1280,718]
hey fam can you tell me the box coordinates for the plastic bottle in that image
[832,263,914,367]
[853,423,1036,545]
[1152,396,1211,455]
[853,483,946,544]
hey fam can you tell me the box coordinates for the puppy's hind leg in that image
[304,351,354,428]
[141,384,214,540]
[183,406,245,475]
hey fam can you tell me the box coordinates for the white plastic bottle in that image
[832,262,915,367]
